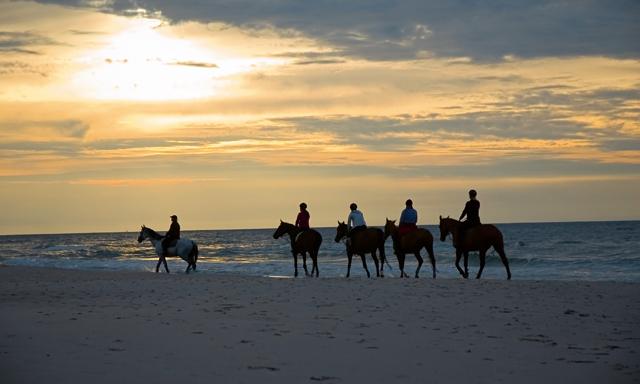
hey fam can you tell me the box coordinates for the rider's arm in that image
[459,203,468,221]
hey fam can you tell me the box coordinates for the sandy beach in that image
[1,266,638,383]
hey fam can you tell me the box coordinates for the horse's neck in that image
[286,226,300,242]
[447,220,460,241]
[148,237,161,247]
[390,227,400,243]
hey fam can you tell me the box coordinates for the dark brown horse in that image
[273,220,322,277]
[334,222,386,278]
[438,216,511,280]
[384,219,436,278]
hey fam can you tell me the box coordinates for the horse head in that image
[137,225,147,243]
[439,216,454,242]
[383,218,397,240]
[273,220,291,239]
[335,221,348,243]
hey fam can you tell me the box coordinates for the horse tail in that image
[492,225,505,251]
[312,229,323,250]
[189,242,199,270]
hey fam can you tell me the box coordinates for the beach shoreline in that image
[1,265,639,383]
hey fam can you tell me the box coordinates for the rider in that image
[162,214,181,256]
[458,189,481,246]
[346,202,367,246]
[295,202,310,230]
[399,199,418,236]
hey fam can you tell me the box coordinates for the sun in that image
[72,18,249,101]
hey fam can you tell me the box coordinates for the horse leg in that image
[302,252,310,276]
[155,257,161,273]
[399,253,408,278]
[414,251,423,278]
[496,245,512,280]
[360,254,370,278]
[427,244,436,279]
[379,246,385,277]
[312,250,319,277]
[346,253,352,278]
[455,249,466,278]
[371,250,380,277]
[293,253,298,277]
[463,251,469,278]
[476,250,486,279]
[162,256,169,273]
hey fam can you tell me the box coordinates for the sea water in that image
[1,221,639,282]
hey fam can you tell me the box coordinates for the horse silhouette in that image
[438,216,511,280]
[137,225,198,273]
[273,220,322,277]
[384,219,436,278]
[334,221,386,278]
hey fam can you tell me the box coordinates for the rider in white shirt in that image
[347,203,367,246]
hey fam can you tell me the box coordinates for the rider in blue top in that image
[399,199,418,236]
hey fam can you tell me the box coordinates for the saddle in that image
[163,238,178,247]
[398,224,417,237]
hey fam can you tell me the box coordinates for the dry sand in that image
[1,265,639,383]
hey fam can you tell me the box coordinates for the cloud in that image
[0,31,59,55]
[170,60,218,68]
[34,0,640,61]
[294,59,347,66]
[1,119,89,139]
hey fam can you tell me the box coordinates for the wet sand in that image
[1,265,639,383]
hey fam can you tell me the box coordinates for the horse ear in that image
[280,219,283,223]
[439,215,442,220]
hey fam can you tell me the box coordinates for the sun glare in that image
[72,18,278,101]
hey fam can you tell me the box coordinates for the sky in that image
[0,0,639,234]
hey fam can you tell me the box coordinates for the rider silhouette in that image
[399,199,418,236]
[162,215,180,256]
[458,189,481,246]
[346,202,367,246]
[295,202,310,230]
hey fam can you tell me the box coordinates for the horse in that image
[137,225,199,274]
[273,220,323,277]
[438,216,511,280]
[334,222,386,278]
[384,219,436,278]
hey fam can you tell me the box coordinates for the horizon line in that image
[1,218,639,237]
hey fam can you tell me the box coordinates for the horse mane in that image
[143,226,163,240]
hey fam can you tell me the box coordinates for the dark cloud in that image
[294,59,347,66]
[170,61,218,68]
[0,61,46,76]
[2,119,89,138]
[35,0,640,61]
[0,31,59,55]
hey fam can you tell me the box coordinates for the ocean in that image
[1,221,639,282]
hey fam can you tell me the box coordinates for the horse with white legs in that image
[137,225,199,273]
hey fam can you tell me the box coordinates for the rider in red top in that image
[295,202,310,230]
